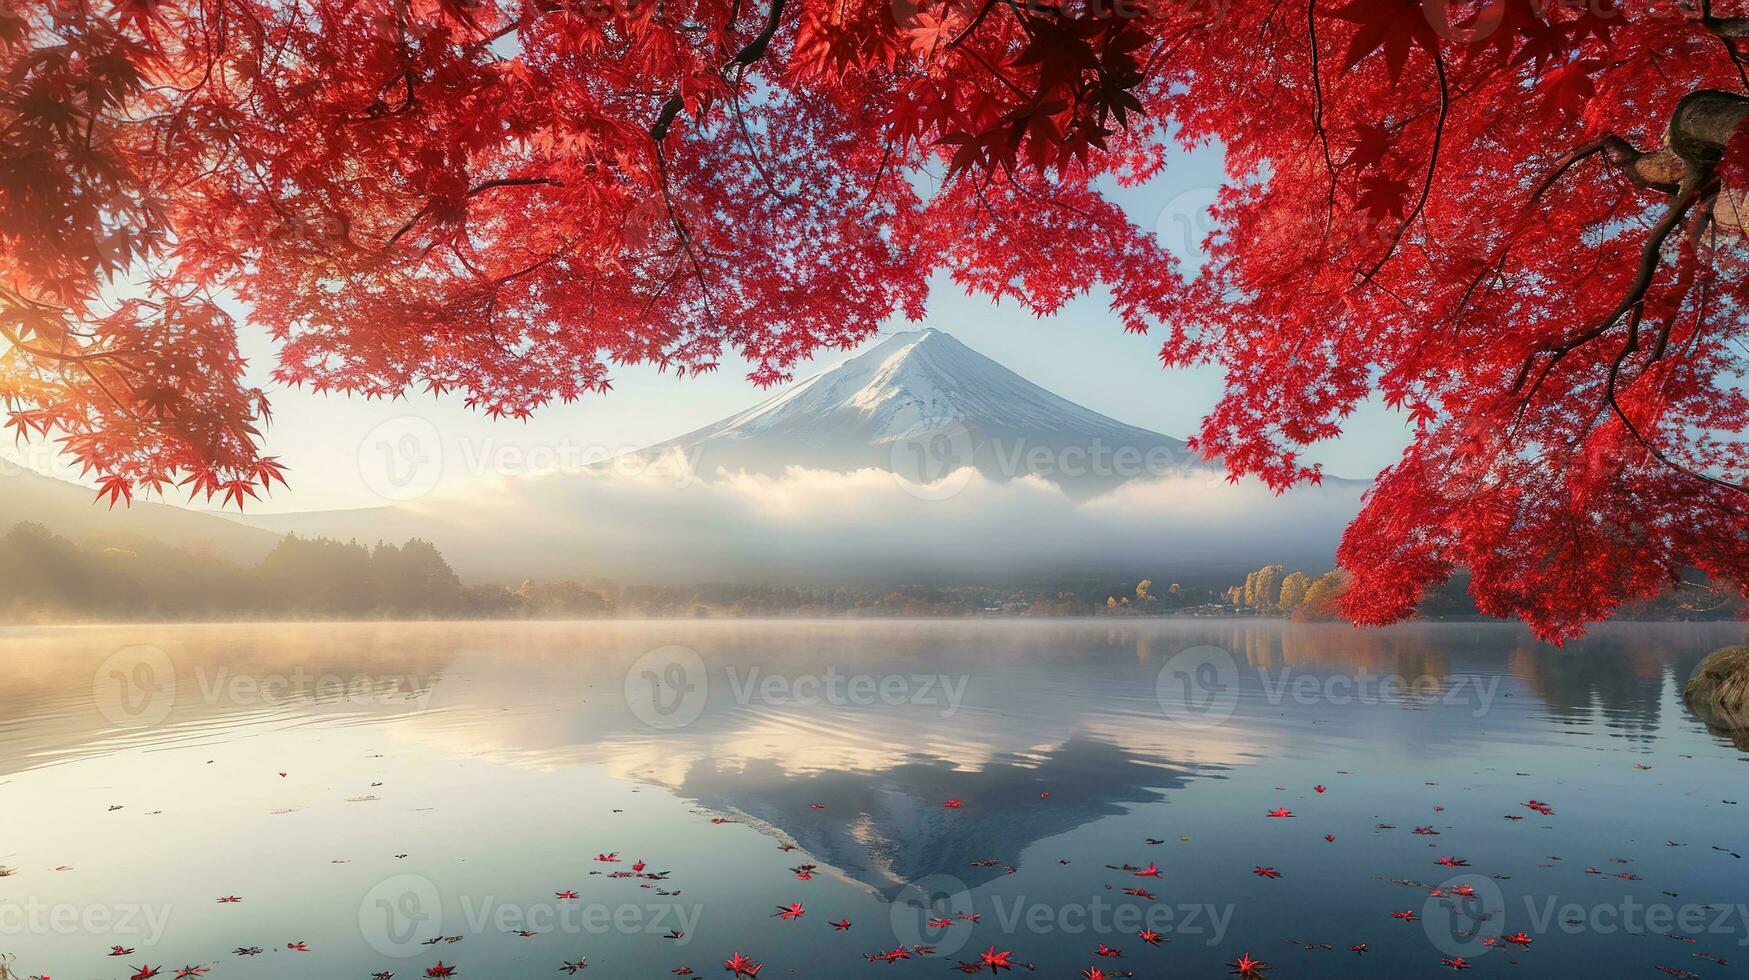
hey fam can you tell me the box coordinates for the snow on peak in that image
[725,328,1167,441]
[630,328,1191,494]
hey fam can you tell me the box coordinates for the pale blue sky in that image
[7,138,1412,512]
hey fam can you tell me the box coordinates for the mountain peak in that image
[875,326,940,343]
[836,327,957,378]
[628,329,1193,495]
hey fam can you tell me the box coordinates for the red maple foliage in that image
[2,0,1745,638]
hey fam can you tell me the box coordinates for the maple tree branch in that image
[80,362,141,421]
[651,154,721,332]
[1697,1,1749,89]
[1602,173,1718,353]
[1513,87,1747,413]
[946,0,1000,49]
[731,0,789,68]
[645,0,790,329]
[469,177,564,195]
[1645,198,1715,364]
[385,178,562,248]
[959,45,1032,100]
[1510,179,1703,408]
[1701,9,1749,39]
[1360,51,1447,284]
[0,319,134,366]
[1593,184,1748,495]
[465,17,525,53]
[1532,136,1684,200]
[1604,301,1749,495]
[728,83,800,205]
[1667,89,1749,167]
[1305,0,1336,242]
[651,95,686,145]
[651,0,790,145]
[857,140,896,209]
[1513,155,1746,497]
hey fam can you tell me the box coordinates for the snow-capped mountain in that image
[626,328,1194,497]
[215,328,1364,583]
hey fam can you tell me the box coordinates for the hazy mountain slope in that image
[0,468,281,563]
[230,506,397,542]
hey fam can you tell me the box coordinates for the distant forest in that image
[1192,562,1744,626]
[0,521,1738,624]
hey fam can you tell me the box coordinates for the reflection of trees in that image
[674,735,1216,897]
[1110,620,1453,683]
[1511,628,1719,742]
[1112,620,1746,747]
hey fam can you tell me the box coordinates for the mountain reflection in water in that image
[0,619,1742,980]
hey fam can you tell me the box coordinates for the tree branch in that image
[0,320,135,365]
[1667,89,1749,167]
[1307,0,1337,244]
[1532,136,1685,200]
[650,0,790,145]
[1360,51,1447,284]
[385,178,562,249]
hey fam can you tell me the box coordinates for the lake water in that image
[1,619,1745,979]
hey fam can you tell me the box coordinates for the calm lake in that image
[1,619,1745,978]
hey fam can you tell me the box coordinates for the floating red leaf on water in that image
[1227,951,1269,977]
[979,946,1013,972]
[723,951,762,977]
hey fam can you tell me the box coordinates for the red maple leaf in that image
[1327,0,1442,79]
[1355,171,1413,225]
